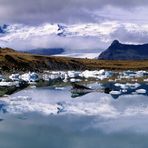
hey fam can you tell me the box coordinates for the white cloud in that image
[0,0,148,24]
[1,22,148,51]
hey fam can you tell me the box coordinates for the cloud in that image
[110,24,148,44]
[1,22,148,52]
[0,0,148,24]
[1,35,105,51]
[0,23,112,50]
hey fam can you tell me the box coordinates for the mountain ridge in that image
[98,40,148,60]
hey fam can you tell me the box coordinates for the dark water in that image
[1,114,148,148]
[0,83,148,148]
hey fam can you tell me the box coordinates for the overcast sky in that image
[0,0,148,24]
[0,0,148,52]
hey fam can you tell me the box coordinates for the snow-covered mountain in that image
[0,21,148,58]
[1,22,148,40]
[0,22,118,40]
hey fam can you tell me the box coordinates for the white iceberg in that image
[110,91,121,95]
[9,73,20,81]
[136,89,147,94]
[21,72,39,82]
[0,81,20,87]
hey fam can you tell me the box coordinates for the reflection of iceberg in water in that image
[0,81,147,116]
[71,91,91,98]
[102,82,148,99]
[71,83,94,98]
[70,83,112,98]
[70,82,148,99]
[0,102,7,113]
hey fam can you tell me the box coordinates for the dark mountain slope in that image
[99,40,148,60]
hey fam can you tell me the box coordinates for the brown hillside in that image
[0,48,148,72]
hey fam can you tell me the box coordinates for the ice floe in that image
[114,83,140,90]
[0,75,4,81]
[3,69,148,84]
[0,81,20,87]
[81,70,112,80]
[9,74,20,81]
[21,72,39,82]
[110,91,121,95]
[136,89,147,94]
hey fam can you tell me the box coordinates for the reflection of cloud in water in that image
[1,87,148,140]
[0,87,147,121]
[90,116,148,134]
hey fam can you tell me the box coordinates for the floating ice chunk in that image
[81,70,110,80]
[21,72,39,82]
[126,83,140,89]
[42,74,49,81]
[43,71,66,81]
[0,75,4,81]
[81,70,96,78]
[9,74,20,81]
[70,78,81,82]
[49,74,60,80]
[0,81,19,87]
[21,73,30,82]
[115,83,128,89]
[135,70,147,77]
[115,83,140,89]
[67,71,81,78]
[119,70,148,79]
[110,91,121,95]
[43,71,82,81]
[108,79,114,82]
[42,70,113,81]
[63,78,68,83]
[144,79,148,82]
[55,87,64,90]
[30,85,36,89]
[121,89,127,93]
[136,89,147,94]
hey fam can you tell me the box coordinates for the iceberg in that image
[9,74,20,81]
[136,89,147,94]
[21,72,39,82]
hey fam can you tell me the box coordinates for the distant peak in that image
[111,40,120,45]
[2,24,8,29]
[57,24,66,31]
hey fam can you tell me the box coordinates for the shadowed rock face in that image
[98,40,148,60]
[22,48,64,56]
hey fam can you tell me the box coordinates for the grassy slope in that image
[0,48,148,72]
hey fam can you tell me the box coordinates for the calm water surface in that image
[0,83,148,148]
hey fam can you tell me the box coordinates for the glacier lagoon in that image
[0,82,148,148]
